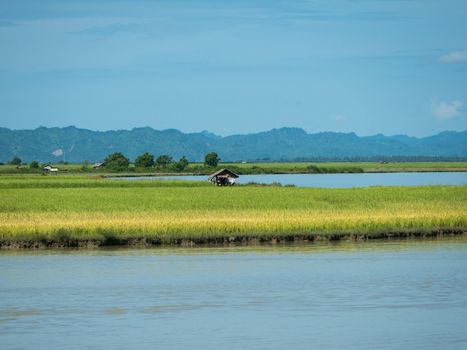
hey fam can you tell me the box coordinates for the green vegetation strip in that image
[2,161,467,175]
[0,175,209,189]
[0,176,465,247]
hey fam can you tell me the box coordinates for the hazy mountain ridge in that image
[0,126,466,163]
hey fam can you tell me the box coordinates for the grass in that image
[222,161,467,174]
[0,175,465,245]
[0,175,210,189]
[2,161,467,176]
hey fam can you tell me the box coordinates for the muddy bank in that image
[1,229,465,249]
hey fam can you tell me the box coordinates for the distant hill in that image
[0,126,466,163]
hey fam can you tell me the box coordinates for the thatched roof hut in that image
[208,168,239,186]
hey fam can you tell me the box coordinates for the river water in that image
[1,238,467,349]
[117,172,467,188]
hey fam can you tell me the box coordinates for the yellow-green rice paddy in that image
[0,175,465,247]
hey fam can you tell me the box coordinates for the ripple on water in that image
[1,237,467,350]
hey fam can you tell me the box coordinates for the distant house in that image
[93,162,104,169]
[208,168,239,186]
[43,165,59,174]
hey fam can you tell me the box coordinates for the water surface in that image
[1,238,467,349]
[117,172,467,187]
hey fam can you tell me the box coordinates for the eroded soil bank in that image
[1,229,465,249]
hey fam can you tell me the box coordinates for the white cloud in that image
[433,100,463,120]
[438,50,467,63]
[52,148,63,157]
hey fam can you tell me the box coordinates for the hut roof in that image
[208,168,239,179]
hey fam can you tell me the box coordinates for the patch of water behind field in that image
[113,171,467,187]
[1,237,467,350]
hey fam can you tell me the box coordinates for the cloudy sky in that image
[0,0,466,136]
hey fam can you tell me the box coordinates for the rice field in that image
[0,176,465,245]
[0,175,210,189]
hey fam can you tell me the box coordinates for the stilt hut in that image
[208,168,239,186]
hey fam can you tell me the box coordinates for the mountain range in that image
[0,126,466,163]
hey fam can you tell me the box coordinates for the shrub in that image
[172,156,189,172]
[155,155,173,169]
[9,156,21,166]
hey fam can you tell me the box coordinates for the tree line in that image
[95,151,221,172]
[5,152,221,172]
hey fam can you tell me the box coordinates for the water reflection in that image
[1,236,466,257]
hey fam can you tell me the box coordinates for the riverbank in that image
[1,229,465,249]
[0,176,465,249]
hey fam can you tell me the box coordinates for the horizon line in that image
[1,125,465,139]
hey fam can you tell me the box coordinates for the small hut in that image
[43,165,59,174]
[208,168,239,186]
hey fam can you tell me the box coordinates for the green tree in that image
[104,152,130,171]
[155,155,173,168]
[9,156,22,166]
[204,152,220,167]
[29,160,39,169]
[135,152,155,168]
[172,156,189,172]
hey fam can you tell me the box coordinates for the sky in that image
[0,0,466,137]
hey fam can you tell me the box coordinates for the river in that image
[1,238,467,349]
[116,171,467,188]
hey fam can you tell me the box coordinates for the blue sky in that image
[0,0,466,136]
